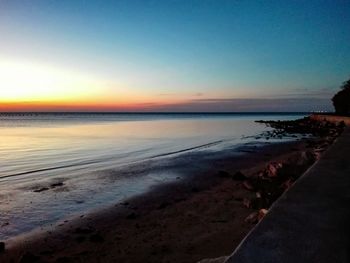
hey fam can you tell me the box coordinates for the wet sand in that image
[0,135,335,263]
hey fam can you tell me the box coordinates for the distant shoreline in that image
[0,111,311,115]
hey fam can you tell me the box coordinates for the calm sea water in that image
[0,113,305,239]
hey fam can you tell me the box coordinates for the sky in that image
[0,0,350,112]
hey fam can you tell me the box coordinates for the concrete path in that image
[226,128,350,263]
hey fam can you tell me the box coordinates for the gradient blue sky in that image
[0,0,350,111]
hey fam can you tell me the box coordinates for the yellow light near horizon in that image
[0,59,101,103]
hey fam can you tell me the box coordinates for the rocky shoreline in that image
[199,117,344,263]
[239,117,344,224]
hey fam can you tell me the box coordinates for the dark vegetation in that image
[332,78,350,115]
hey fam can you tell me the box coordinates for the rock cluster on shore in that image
[198,117,345,263]
[241,117,345,223]
[256,116,345,139]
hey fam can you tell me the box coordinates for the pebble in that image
[242,180,254,191]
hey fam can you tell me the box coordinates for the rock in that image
[242,180,254,191]
[0,242,5,253]
[242,198,251,208]
[313,151,321,160]
[265,162,283,177]
[257,171,264,178]
[197,256,229,263]
[298,151,317,165]
[50,182,64,188]
[33,187,49,193]
[245,212,258,224]
[281,179,293,190]
[258,209,268,221]
[338,121,345,128]
[232,171,246,180]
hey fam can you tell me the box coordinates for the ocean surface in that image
[0,113,306,239]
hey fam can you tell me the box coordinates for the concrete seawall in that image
[310,114,350,126]
[225,125,350,263]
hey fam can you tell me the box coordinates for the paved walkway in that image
[226,128,350,263]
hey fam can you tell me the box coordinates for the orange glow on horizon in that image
[0,57,190,111]
[0,100,170,112]
[0,57,245,112]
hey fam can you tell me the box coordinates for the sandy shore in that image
[0,118,343,263]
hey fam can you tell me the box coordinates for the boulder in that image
[33,187,49,193]
[258,209,268,221]
[242,180,254,191]
[245,212,258,224]
[264,162,283,177]
[281,179,294,190]
[297,151,317,166]
[242,198,251,208]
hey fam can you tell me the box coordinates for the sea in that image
[0,112,306,239]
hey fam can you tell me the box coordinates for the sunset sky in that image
[1,0,350,112]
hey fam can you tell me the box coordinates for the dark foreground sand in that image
[0,119,343,263]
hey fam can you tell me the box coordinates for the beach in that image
[1,1,349,261]
[0,114,343,262]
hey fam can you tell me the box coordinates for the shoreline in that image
[0,117,344,263]
[225,125,350,263]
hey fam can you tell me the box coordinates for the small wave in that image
[0,159,101,181]
[0,141,225,182]
[149,140,223,159]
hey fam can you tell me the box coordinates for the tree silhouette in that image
[332,79,350,115]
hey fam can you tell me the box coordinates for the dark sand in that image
[0,133,339,263]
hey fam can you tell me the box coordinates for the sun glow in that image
[0,59,101,103]
[0,58,211,111]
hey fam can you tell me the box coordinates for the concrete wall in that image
[310,114,350,126]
